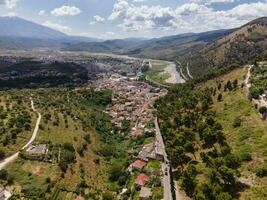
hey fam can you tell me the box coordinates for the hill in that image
[181,17,267,76]
[125,29,236,60]
[0,61,88,89]
[63,29,235,59]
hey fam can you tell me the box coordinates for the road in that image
[0,98,41,170]
[155,118,173,200]
[186,63,193,79]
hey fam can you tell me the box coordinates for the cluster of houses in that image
[124,139,164,198]
[96,73,167,137]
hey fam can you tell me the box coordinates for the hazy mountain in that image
[0,16,101,50]
[63,29,236,60]
[0,16,67,39]
[125,29,236,60]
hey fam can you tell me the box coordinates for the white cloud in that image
[1,11,17,16]
[0,0,19,9]
[190,0,235,4]
[101,31,115,39]
[90,15,105,25]
[38,10,45,16]
[51,6,81,17]
[108,0,267,33]
[43,21,71,33]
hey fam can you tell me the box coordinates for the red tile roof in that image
[135,173,150,186]
[132,160,146,169]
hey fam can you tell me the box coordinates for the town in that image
[95,71,170,199]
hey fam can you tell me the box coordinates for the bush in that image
[232,117,241,128]
[239,152,252,162]
[0,169,8,180]
[0,149,5,160]
[256,167,267,177]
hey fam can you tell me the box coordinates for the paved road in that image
[0,98,41,170]
[155,118,173,200]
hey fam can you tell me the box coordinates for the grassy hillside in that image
[183,17,267,76]
[155,65,267,199]
[0,88,113,199]
[203,67,267,199]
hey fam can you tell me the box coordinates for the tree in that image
[217,93,223,102]
[256,167,267,177]
[232,117,241,128]
[0,149,5,160]
[180,164,198,197]
[259,106,267,119]
[0,169,8,180]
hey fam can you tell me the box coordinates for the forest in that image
[155,81,242,199]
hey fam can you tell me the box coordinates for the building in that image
[139,187,152,199]
[137,143,156,161]
[135,173,150,187]
[26,144,47,155]
[132,160,147,170]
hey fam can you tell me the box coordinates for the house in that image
[132,160,147,170]
[26,144,47,155]
[139,187,152,199]
[135,173,150,187]
[137,143,156,161]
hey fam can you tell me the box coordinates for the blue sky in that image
[0,0,266,39]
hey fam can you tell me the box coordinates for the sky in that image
[0,0,266,39]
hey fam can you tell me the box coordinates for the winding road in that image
[0,98,41,170]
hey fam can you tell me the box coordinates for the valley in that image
[0,9,266,200]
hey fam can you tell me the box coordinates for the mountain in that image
[0,17,101,50]
[125,29,236,60]
[63,29,235,58]
[0,17,67,39]
[181,17,267,76]
[62,39,145,53]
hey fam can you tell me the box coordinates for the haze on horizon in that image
[0,0,266,39]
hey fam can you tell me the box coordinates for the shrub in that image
[232,117,241,128]
[239,152,252,162]
[256,167,267,177]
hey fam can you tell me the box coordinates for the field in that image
[145,60,171,87]
[0,91,36,156]
[204,67,267,199]
[0,88,112,199]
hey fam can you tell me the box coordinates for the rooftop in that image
[135,173,150,186]
[139,187,152,198]
[132,160,147,169]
